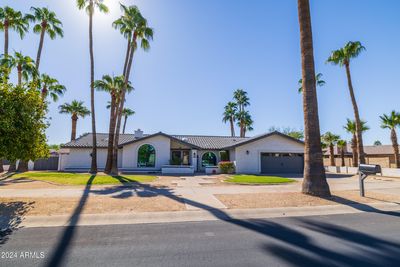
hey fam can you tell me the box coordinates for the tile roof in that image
[62,131,302,150]
[171,135,248,150]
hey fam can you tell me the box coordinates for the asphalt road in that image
[1,211,400,267]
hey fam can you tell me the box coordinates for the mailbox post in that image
[358,164,382,197]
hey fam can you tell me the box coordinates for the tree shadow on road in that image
[0,201,34,246]
[44,177,400,267]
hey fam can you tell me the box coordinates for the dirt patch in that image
[215,191,400,209]
[0,195,185,216]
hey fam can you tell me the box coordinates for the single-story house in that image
[59,130,305,174]
[323,144,398,168]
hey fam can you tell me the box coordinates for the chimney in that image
[134,129,144,138]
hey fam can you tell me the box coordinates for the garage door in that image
[261,153,304,174]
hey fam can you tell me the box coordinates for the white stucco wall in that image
[63,148,108,170]
[121,135,171,170]
[235,135,304,174]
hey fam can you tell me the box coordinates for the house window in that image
[171,150,190,165]
[202,152,217,167]
[137,144,156,167]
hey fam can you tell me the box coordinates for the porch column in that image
[191,149,198,172]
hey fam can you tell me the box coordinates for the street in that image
[1,211,399,267]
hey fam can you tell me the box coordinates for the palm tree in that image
[77,0,109,173]
[380,111,400,168]
[233,89,250,137]
[10,52,38,85]
[374,140,382,146]
[327,41,366,165]
[122,108,135,134]
[297,0,330,196]
[95,75,132,173]
[222,102,237,137]
[242,112,254,137]
[337,140,347,167]
[343,119,369,167]
[111,4,153,175]
[26,7,63,70]
[322,132,340,167]
[59,100,90,141]
[38,73,66,101]
[0,6,29,56]
[298,72,325,93]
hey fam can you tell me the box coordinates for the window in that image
[171,150,190,165]
[137,144,156,167]
[202,152,217,167]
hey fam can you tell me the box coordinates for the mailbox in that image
[359,164,382,175]
[358,164,382,197]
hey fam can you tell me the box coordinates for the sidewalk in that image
[4,202,399,229]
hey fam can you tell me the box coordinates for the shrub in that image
[219,161,235,174]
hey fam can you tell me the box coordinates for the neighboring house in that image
[59,130,305,174]
[323,144,399,168]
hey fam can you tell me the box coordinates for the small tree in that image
[0,83,48,172]
[373,140,382,146]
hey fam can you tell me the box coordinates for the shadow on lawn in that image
[44,175,400,267]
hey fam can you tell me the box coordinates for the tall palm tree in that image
[322,132,340,167]
[59,100,90,141]
[298,72,325,93]
[77,0,109,173]
[0,7,29,56]
[337,140,347,167]
[380,111,400,168]
[122,108,135,134]
[38,73,66,101]
[233,89,250,137]
[222,102,237,137]
[26,7,64,70]
[327,41,366,165]
[343,118,369,167]
[111,4,153,175]
[95,75,132,173]
[10,52,38,85]
[297,0,330,196]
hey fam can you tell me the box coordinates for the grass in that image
[225,175,295,184]
[11,171,157,186]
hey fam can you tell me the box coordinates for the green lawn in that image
[225,175,295,184]
[11,172,157,185]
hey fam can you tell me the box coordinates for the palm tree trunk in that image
[123,39,130,79]
[345,63,365,164]
[229,117,235,137]
[297,0,330,197]
[122,115,128,134]
[71,114,78,141]
[351,134,358,167]
[341,148,345,167]
[36,25,46,69]
[89,7,97,173]
[4,23,9,56]
[391,129,400,168]
[111,38,135,175]
[105,94,117,173]
[17,66,22,85]
[329,144,335,166]
[41,86,48,100]
[8,161,16,172]
[17,160,29,172]
[0,159,4,173]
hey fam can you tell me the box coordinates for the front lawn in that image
[11,172,157,185]
[225,175,295,184]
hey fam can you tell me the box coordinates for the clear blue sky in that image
[3,0,400,145]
